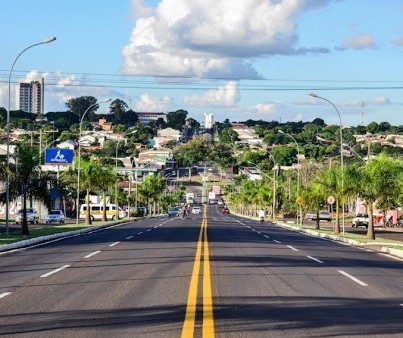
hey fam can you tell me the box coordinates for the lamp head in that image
[43,37,56,43]
[278,130,285,134]
[309,92,318,98]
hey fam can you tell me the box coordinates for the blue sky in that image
[1,0,403,127]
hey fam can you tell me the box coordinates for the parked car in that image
[305,210,332,222]
[222,206,230,214]
[352,213,370,228]
[15,208,39,224]
[191,206,202,215]
[167,207,180,217]
[46,210,65,224]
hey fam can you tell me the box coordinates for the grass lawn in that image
[0,222,107,246]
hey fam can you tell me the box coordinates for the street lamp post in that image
[309,92,345,233]
[279,130,301,225]
[76,98,111,225]
[5,37,56,236]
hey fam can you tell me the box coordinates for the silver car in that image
[15,208,39,224]
[46,210,65,224]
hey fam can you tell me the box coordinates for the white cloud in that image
[183,81,240,107]
[130,0,153,19]
[254,103,276,115]
[391,37,403,46]
[134,93,172,111]
[0,70,119,112]
[340,33,375,50]
[293,113,303,121]
[122,0,329,78]
[372,96,391,106]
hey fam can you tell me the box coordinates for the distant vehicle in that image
[15,208,39,224]
[217,199,224,207]
[79,203,126,221]
[46,210,65,224]
[168,207,180,217]
[222,206,230,214]
[352,213,370,228]
[305,210,332,221]
[186,192,195,204]
[191,206,202,214]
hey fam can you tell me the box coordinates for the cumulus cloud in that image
[130,0,153,19]
[183,81,240,107]
[122,0,330,78]
[134,93,172,111]
[339,33,376,50]
[372,96,391,105]
[391,38,403,46]
[254,103,276,115]
[0,70,118,112]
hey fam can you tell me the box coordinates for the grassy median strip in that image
[0,222,107,246]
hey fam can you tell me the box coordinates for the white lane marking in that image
[264,235,270,239]
[273,240,282,244]
[287,245,299,252]
[154,226,158,228]
[126,235,134,240]
[41,265,70,278]
[379,253,403,262]
[147,229,152,232]
[338,270,368,286]
[257,231,262,235]
[137,232,143,235]
[400,304,403,307]
[0,292,12,299]
[109,241,120,247]
[307,256,324,264]
[84,250,101,258]
[247,226,251,229]
[252,229,256,232]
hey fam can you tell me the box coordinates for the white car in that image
[46,210,65,224]
[191,206,202,214]
[15,208,39,224]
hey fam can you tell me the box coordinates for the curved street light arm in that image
[5,37,56,236]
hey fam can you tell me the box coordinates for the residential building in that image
[137,112,167,125]
[17,78,44,114]
[204,113,214,129]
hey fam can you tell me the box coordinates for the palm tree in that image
[0,145,52,235]
[94,165,115,221]
[345,155,403,240]
[315,166,343,234]
[138,175,166,216]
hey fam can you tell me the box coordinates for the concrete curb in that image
[232,212,403,260]
[277,220,403,259]
[0,221,126,253]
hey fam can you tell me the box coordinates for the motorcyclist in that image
[258,209,265,223]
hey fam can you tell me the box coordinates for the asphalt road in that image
[1,206,403,337]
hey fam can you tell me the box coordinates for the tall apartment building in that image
[204,112,214,129]
[17,78,44,114]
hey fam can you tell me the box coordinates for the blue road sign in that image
[44,148,74,164]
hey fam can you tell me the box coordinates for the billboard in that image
[44,148,74,164]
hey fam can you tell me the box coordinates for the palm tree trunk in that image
[334,199,340,234]
[21,189,29,235]
[367,203,375,240]
[85,189,92,225]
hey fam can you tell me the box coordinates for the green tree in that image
[94,165,115,221]
[315,166,343,234]
[66,96,98,121]
[345,155,403,240]
[167,109,188,130]
[109,99,128,123]
[0,145,52,235]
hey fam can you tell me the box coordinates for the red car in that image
[223,206,230,214]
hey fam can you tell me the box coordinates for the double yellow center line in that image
[181,206,215,338]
